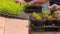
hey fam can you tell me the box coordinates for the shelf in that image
[31,24,60,28]
[44,26,60,28]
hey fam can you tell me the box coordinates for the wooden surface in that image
[0,17,6,34]
[0,17,29,34]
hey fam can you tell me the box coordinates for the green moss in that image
[0,0,25,15]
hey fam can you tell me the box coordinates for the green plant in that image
[43,10,51,19]
[47,15,53,20]
[32,12,42,20]
[43,10,50,16]
[0,0,25,15]
[53,10,60,20]
[53,12,58,17]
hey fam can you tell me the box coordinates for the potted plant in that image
[53,10,60,26]
[0,0,26,19]
[31,12,45,26]
[30,12,45,31]
[43,10,54,26]
[44,4,60,31]
[49,4,60,26]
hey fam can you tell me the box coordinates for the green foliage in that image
[43,10,50,15]
[53,12,58,17]
[53,11,60,20]
[43,10,51,19]
[0,0,25,15]
[47,15,53,20]
[33,12,42,20]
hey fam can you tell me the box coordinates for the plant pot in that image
[45,27,59,32]
[45,20,55,26]
[30,20,45,27]
[30,13,45,26]
[55,20,60,26]
[45,20,59,32]
[30,20,45,31]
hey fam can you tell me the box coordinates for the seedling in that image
[32,12,42,20]
[53,10,60,20]
[47,15,53,20]
[49,4,60,20]
[43,10,50,15]
[0,0,25,15]
[43,10,51,19]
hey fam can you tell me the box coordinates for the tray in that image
[0,11,29,20]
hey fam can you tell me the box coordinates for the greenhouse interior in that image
[0,0,60,34]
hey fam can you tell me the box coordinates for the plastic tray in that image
[0,11,29,20]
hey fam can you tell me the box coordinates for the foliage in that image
[0,0,25,15]
[33,12,42,20]
[43,10,50,15]
[47,15,53,20]
[53,10,60,20]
